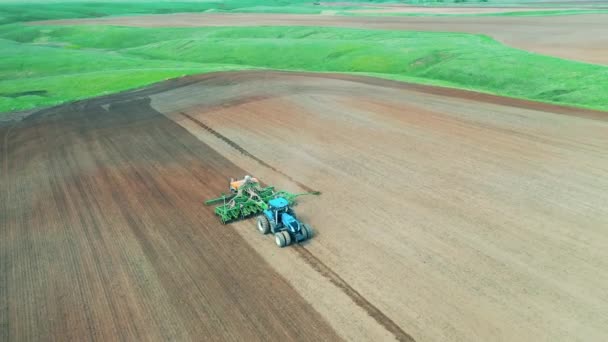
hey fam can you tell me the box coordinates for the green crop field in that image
[1,1,607,113]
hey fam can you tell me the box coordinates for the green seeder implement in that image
[204,176,320,224]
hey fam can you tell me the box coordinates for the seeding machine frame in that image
[204,176,319,224]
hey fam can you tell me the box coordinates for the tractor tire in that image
[282,231,292,246]
[300,225,308,240]
[275,232,287,248]
[257,216,270,235]
[269,219,277,234]
[303,224,314,240]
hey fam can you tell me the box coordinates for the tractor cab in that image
[268,197,290,212]
[267,197,298,229]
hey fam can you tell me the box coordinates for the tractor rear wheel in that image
[275,232,286,247]
[282,231,292,246]
[257,216,270,234]
[303,224,314,240]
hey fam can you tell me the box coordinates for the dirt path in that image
[0,95,342,341]
[149,71,608,342]
[35,13,608,65]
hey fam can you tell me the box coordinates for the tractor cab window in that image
[274,205,287,213]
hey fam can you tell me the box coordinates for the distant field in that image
[338,8,608,16]
[1,24,608,113]
[0,35,255,112]
[2,1,607,113]
[1,0,605,26]
[0,1,358,25]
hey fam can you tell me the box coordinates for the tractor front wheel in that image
[257,216,270,234]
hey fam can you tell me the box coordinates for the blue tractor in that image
[256,197,314,248]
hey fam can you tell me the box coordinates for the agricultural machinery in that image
[256,197,313,248]
[204,175,318,247]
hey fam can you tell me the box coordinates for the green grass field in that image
[1,1,607,113]
[0,0,389,25]
[1,23,607,113]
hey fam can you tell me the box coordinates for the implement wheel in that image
[257,216,270,234]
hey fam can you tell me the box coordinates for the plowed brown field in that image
[155,71,608,342]
[2,71,608,342]
[0,94,342,341]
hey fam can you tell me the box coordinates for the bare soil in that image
[3,71,608,342]
[327,1,608,7]
[343,7,584,14]
[0,94,342,341]
[35,13,608,65]
[153,71,608,342]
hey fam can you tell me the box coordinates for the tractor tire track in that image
[294,245,416,342]
[179,111,415,342]
[180,112,316,193]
